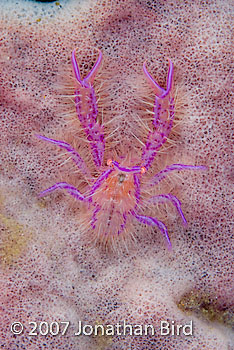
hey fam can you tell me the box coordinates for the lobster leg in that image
[142,59,174,169]
[149,164,207,186]
[39,182,86,201]
[36,134,91,179]
[133,212,172,249]
[71,49,105,167]
[148,193,187,226]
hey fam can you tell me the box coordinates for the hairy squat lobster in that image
[37,49,205,250]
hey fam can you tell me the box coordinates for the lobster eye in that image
[118,173,126,184]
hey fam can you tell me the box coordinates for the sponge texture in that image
[0,0,233,349]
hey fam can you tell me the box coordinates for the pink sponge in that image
[0,0,233,349]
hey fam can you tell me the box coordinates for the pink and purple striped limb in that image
[74,88,98,124]
[35,134,91,179]
[142,131,167,170]
[133,212,172,249]
[111,160,144,174]
[88,169,113,199]
[72,49,103,87]
[133,174,141,205]
[86,122,105,167]
[150,164,207,186]
[143,59,173,99]
[91,205,101,229]
[72,49,105,167]
[148,194,187,226]
[39,182,86,201]
[142,59,175,169]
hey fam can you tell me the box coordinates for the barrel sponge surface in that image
[0,0,233,349]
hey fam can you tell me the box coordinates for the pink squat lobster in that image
[37,49,205,249]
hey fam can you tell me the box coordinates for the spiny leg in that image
[71,49,105,167]
[143,59,173,99]
[39,167,114,214]
[133,212,172,249]
[148,194,187,226]
[35,134,91,180]
[90,205,101,229]
[72,49,103,86]
[39,182,86,201]
[149,164,207,186]
[88,169,113,198]
[142,59,175,169]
